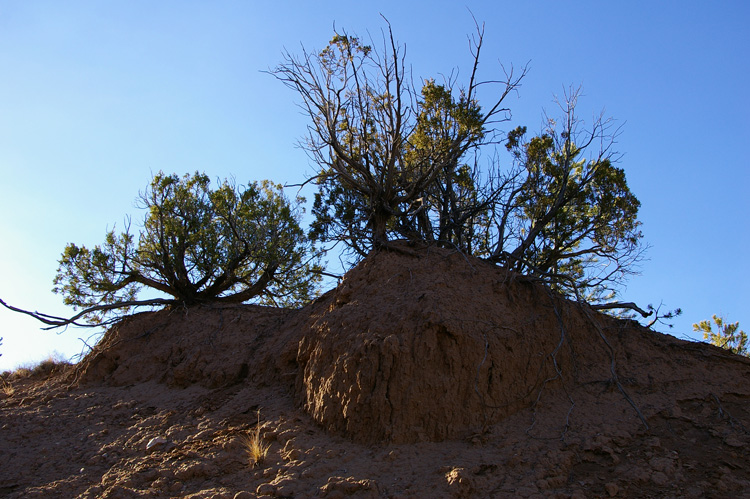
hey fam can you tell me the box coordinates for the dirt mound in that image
[2,244,750,497]
[297,245,750,445]
[74,302,309,389]
[297,247,562,443]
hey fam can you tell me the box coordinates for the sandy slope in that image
[2,245,749,498]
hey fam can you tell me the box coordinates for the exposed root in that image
[578,300,650,430]
[526,290,576,441]
[710,393,749,434]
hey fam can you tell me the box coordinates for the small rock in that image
[282,440,301,461]
[262,467,277,478]
[515,485,539,498]
[256,483,275,496]
[445,467,473,497]
[277,430,295,445]
[272,476,302,497]
[651,471,669,486]
[175,461,217,480]
[150,477,169,491]
[724,435,745,448]
[320,477,377,498]
[188,428,214,442]
[646,437,662,449]
[605,482,619,496]
[649,456,676,474]
[262,430,279,442]
[538,475,566,489]
[146,436,168,451]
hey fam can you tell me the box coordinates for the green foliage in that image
[693,315,748,356]
[502,110,643,295]
[278,27,433,254]
[277,22,644,303]
[289,30,400,254]
[274,23,523,259]
[307,76,491,255]
[403,79,491,251]
[53,172,320,324]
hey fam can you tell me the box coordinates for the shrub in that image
[53,172,321,324]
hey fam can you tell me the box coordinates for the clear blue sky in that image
[1,1,748,370]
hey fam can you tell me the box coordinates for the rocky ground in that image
[2,245,749,498]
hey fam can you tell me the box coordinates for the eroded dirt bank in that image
[2,246,749,497]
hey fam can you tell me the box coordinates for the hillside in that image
[2,245,749,498]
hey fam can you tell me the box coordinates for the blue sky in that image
[1,1,748,370]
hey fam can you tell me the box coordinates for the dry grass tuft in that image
[1,376,14,397]
[243,410,271,468]
[8,353,71,381]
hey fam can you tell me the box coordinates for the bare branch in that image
[0,297,176,330]
[590,301,652,318]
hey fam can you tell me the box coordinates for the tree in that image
[274,20,647,310]
[487,88,645,300]
[694,315,748,356]
[45,171,320,326]
[272,20,525,258]
[400,78,502,253]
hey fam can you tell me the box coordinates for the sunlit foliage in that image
[53,172,320,324]
[694,315,748,356]
[275,21,643,301]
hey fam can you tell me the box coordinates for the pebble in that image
[605,482,619,496]
[146,436,168,451]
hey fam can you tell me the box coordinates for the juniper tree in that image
[274,21,646,312]
[272,21,524,258]
[488,88,645,299]
[40,171,320,326]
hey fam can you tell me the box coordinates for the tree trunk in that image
[370,208,390,249]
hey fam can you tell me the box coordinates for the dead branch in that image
[0,297,176,330]
[590,301,652,318]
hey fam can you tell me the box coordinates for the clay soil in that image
[2,245,749,498]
